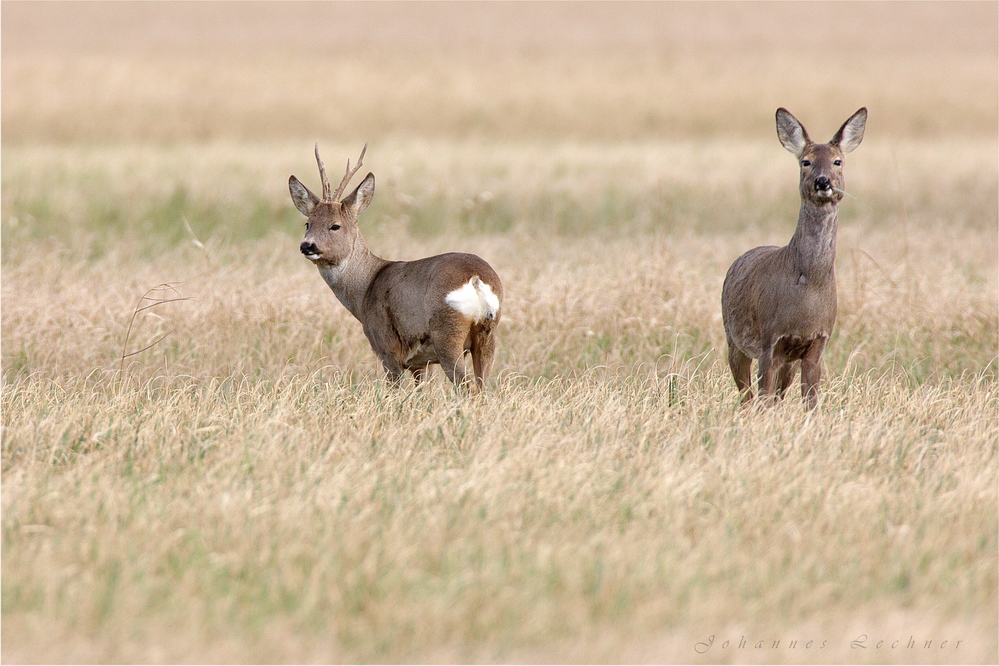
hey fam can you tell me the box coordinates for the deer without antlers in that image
[721,107,867,409]
[290,144,503,392]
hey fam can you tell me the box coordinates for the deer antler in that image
[315,143,332,202]
[330,143,367,203]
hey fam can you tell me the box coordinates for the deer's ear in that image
[776,108,810,156]
[342,173,375,217]
[289,176,320,217]
[831,107,867,154]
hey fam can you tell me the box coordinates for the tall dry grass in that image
[2,2,997,664]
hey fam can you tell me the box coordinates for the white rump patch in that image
[444,276,500,323]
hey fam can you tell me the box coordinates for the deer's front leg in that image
[377,353,406,387]
[412,365,434,386]
[800,336,827,410]
[756,339,782,404]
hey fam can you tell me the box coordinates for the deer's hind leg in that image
[756,337,785,405]
[469,325,497,391]
[775,361,798,399]
[727,339,754,404]
[430,311,474,391]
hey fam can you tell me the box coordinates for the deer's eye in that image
[305,222,310,230]
[801,160,811,167]
[330,224,341,231]
[833,160,842,166]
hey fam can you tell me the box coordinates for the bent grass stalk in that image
[118,283,191,390]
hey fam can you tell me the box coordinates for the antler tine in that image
[315,143,332,202]
[331,143,367,202]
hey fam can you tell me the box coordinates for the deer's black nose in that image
[815,176,831,191]
[300,241,319,256]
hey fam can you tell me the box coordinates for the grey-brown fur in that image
[721,107,867,409]
[290,145,503,391]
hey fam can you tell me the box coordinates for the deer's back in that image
[369,251,501,310]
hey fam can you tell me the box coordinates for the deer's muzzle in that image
[300,241,321,259]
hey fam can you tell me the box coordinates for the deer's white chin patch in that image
[303,253,321,261]
[445,277,500,323]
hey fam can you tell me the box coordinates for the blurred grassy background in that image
[3,2,996,145]
[3,1,995,254]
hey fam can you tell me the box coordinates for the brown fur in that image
[721,107,867,409]
[290,146,503,392]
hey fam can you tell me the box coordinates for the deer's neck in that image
[316,237,388,320]
[787,201,839,286]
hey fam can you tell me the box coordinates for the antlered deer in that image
[290,145,503,391]
[722,107,867,409]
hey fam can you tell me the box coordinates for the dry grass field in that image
[2,2,997,663]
